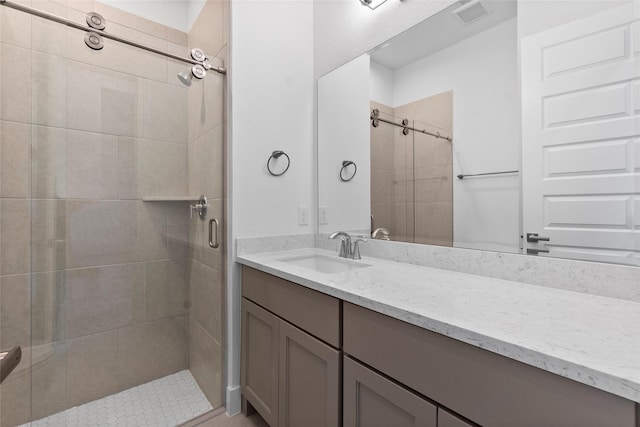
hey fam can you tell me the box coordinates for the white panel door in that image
[521,2,640,265]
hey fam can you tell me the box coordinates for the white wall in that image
[370,60,394,107]
[318,54,371,234]
[187,0,207,30]
[392,18,520,251]
[98,0,195,32]
[227,0,315,414]
[231,1,315,239]
[314,0,456,79]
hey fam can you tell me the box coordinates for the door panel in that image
[278,320,340,427]
[241,298,280,427]
[343,356,437,427]
[521,2,640,264]
[437,409,473,427]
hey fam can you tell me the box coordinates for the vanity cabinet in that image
[242,267,638,427]
[241,267,341,427]
[437,410,474,427]
[241,298,280,426]
[343,302,637,427]
[343,355,437,427]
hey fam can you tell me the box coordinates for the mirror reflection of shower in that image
[370,92,453,246]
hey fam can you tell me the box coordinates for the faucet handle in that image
[351,238,367,260]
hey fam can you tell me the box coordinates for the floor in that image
[21,370,214,427]
[190,413,268,427]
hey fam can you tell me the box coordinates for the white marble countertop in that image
[237,247,640,403]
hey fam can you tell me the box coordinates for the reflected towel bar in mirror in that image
[457,170,519,179]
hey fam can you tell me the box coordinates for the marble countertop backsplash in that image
[237,245,640,404]
[314,234,640,302]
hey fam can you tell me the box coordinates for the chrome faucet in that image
[329,231,352,258]
[329,232,367,260]
[372,227,390,240]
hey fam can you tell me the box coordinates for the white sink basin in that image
[280,254,371,274]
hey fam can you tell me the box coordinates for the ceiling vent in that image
[452,0,492,25]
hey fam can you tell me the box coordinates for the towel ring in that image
[267,150,290,176]
[340,160,357,182]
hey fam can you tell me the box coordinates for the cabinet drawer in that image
[343,302,636,427]
[438,409,474,427]
[343,356,436,427]
[242,266,340,347]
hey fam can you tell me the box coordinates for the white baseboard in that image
[226,385,242,416]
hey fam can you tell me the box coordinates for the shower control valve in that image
[190,195,208,220]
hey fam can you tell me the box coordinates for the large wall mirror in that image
[318,0,639,266]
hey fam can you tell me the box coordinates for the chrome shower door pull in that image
[209,218,220,249]
[0,346,22,384]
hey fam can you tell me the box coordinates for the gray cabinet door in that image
[437,409,473,427]
[241,298,280,427]
[278,319,340,427]
[344,356,437,427]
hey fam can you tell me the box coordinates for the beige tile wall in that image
[0,0,228,424]
[370,91,453,245]
[370,101,395,237]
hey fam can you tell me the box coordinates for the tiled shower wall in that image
[0,0,227,425]
[370,92,453,245]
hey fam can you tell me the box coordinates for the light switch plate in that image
[298,206,309,226]
[319,206,328,225]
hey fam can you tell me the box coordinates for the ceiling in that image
[370,0,517,70]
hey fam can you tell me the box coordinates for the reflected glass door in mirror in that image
[370,93,453,246]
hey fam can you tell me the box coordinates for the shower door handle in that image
[0,346,22,384]
[209,218,220,249]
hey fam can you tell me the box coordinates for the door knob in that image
[527,248,550,255]
[526,233,550,243]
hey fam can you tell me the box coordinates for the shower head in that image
[177,70,193,87]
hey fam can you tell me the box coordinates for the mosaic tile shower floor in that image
[20,370,213,427]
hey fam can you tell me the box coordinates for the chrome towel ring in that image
[267,151,290,176]
[340,160,357,182]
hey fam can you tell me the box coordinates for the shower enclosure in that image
[0,0,228,425]
[370,92,453,245]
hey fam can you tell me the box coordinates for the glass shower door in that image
[0,0,227,425]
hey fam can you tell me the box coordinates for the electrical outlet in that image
[319,206,329,225]
[298,206,309,226]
